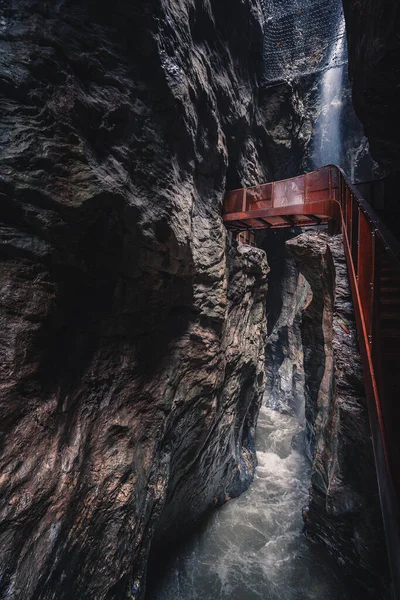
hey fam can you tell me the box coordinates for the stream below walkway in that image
[147,405,360,600]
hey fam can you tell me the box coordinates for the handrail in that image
[331,167,400,600]
[225,164,337,194]
[335,165,400,266]
[223,165,400,599]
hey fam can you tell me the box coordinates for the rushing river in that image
[147,405,359,600]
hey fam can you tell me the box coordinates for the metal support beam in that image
[223,200,334,224]
[255,218,272,228]
[280,215,295,226]
[305,214,322,225]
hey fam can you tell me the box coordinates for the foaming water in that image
[147,407,358,600]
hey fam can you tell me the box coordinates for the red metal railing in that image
[336,168,400,599]
[224,165,400,597]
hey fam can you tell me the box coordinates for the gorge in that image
[0,1,399,600]
[146,230,390,600]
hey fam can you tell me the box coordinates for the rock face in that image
[262,229,310,420]
[0,1,270,599]
[286,232,390,597]
[149,244,269,561]
[258,70,380,183]
[0,0,394,598]
[256,0,386,184]
[342,0,400,174]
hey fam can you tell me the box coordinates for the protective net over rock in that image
[261,0,347,86]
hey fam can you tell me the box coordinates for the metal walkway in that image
[223,165,400,598]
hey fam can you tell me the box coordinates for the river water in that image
[147,405,358,600]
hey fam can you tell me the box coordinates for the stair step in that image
[381,267,397,274]
[380,287,400,293]
[380,293,400,300]
[380,330,400,338]
[380,275,399,286]
[380,314,400,321]
[379,300,400,307]
[380,291,400,296]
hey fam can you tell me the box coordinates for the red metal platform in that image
[223,166,340,231]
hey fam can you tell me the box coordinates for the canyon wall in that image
[263,229,390,596]
[342,0,400,175]
[0,1,396,598]
[262,229,309,421]
[257,0,384,184]
[286,232,390,598]
[0,1,270,598]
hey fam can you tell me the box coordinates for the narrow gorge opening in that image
[1,1,399,600]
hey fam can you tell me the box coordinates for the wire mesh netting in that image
[261,0,347,86]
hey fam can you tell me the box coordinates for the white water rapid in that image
[147,404,358,600]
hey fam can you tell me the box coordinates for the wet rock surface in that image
[342,0,400,174]
[287,232,390,598]
[264,258,308,419]
[0,0,395,598]
[257,62,380,183]
[262,229,310,420]
[0,1,270,598]
[148,243,269,563]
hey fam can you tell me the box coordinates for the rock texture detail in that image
[264,258,308,419]
[149,244,269,562]
[262,230,310,420]
[286,232,390,598]
[257,62,381,183]
[342,0,400,174]
[0,1,270,599]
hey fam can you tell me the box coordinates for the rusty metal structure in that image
[223,165,400,597]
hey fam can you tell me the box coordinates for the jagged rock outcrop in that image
[286,232,390,598]
[0,1,270,599]
[264,257,308,419]
[262,229,309,419]
[148,244,269,564]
